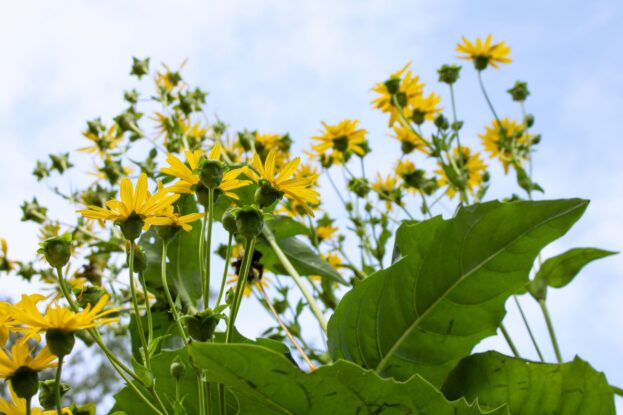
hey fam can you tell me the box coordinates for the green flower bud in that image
[347,178,369,198]
[235,207,264,239]
[221,209,238,234]
[186,310,220,342]
[46,328,76,357]
[39,379,70,410]
[434,114,449,130]
[507,81,530,102]
[170,359,186,380]
[124,89,139,104]
[118,212,144,241]
[437,64,461,84]
[38,233,72,268]
[225,288,235,306]
[10,366,39,399]
[199,160,223,189]
[529,277,548,301]
[76,285,104,309]
[254,184,283,208]
[130,57,150,79]
[524,114,535,128]
[156,225,180,242]
[21,198,48,224]
[129,245,147,273]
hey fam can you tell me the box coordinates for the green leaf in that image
[190,343,506,414]
[328,199,588,386]
[140,195,202,307]
[534,247,617,289]
[442,351,615,414]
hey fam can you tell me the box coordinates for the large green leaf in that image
[442,351,615,414]
[190,343,507,414]
[328,199,588,386]
[140,195,202,307]
[534,247,617,289]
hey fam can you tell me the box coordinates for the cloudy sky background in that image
[1,0,622,411]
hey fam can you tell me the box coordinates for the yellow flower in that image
[372,62,425,126]
[391,125,427,154]
[311,120,367,164]
[456,35,512,70]
[0,342,56,380]
[0,385,71,415]
[78,124,122,157]
[316,225,338,242]
[408,92,442,123]
[78,173,179,224]
[161,146,252,200]
[371,173,402,211]
[11,294,120,336]
[180,118,209,141]
[255,133,284,153]
[144,210,205,232]
[479,118,532,173]
[247,150,320,216]
[436,147,487,199]
[275,198,320,218]
[0,305,17,345]
[297,163,320,186]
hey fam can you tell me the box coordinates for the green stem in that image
[539,299,563,363]
[161,242,189,344]
[129,244,151,369]
[204,188,215,309]
[611,385,623,397]
[26,397,32,415]
[197,374,206,415]
[499,323,521,358]
[226,238,256,342]
[55,356,64,415]
[175,379,181,404]
[199,210,207,306]
[477,70,501,123]
[138,271,154,345]
[513,296,544,362]
[262,227,328,333]
[205,382,212,415]
[215,232,234,307]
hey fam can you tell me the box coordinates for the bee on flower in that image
[456,35,512,70]
[372,62,425,126]
[311,120,368,166]
[479,118,535,173]
[228,250,267,297]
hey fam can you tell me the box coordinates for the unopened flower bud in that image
[384,78,401,95]
[170,359,186,379]
[254,184,283,208]
[434,114,449,130]
[235,207,263,239]
[507,81,530,102]
[221,209,238,234]
[46,329,75,357]
[437,64,462,85]
[199,160,223,189]
[38,233,72,268]
[118,213,144,241]
[411,110,426,126]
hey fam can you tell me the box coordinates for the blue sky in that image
[1,0,622,411]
